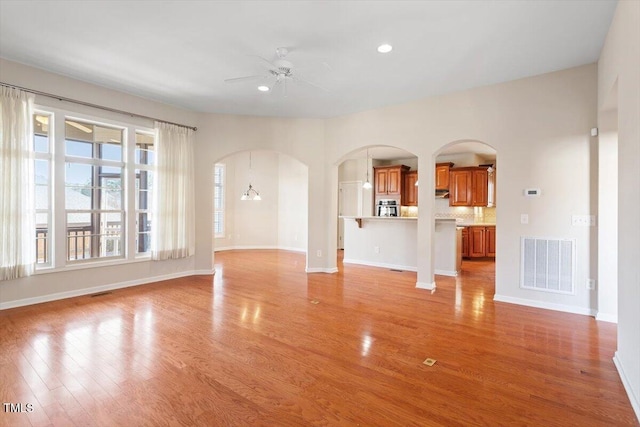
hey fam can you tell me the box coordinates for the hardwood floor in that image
[1,250,637,426]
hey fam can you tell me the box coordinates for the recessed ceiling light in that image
[377,44,393,53]
[257,85,270,92]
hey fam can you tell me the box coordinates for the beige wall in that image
[0,58,201,308]
[193,113,330,273]
[0,59,601,312]
[598,0,640,418]
[326,63,599,307]
[213,150,308,252]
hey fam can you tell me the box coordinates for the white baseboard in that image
[342,258,417,272]
[493,294,597,317]
[595,312,618,323]
[434,269,458,277]
[613,352,640,422]
[0,269,214,311]
[416,281,436,291]
[214,245,305,253]
[305,267,339,273]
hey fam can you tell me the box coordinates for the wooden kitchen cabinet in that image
[403,171,418,206]
[449,169,473,206]
[449,166,493,207]
[461,227,469,258]
[472,168,488,206]
[486,226,496,257]
[464,226,496,258]
[469,226,486,257]
[435,162,454,190]
[374,165,410,197]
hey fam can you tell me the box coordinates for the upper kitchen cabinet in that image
[449,168,473,206]
[374,165,410,197]
[449,166,495,207]
[435,162,454,190]
[472,168,488,206]
[403,171,418,206]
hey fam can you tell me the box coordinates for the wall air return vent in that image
[521,237,575,294]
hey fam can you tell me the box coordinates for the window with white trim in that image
[214,164,225,238]
[135,132,154,253]
[65,118,124,261]
[32,108,156,270]
[33,113,52,266]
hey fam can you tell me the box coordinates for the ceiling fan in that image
[224,47,328,96]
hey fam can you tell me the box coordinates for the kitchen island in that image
[341,217,459,276]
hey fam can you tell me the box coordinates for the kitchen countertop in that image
[341,216,457,221]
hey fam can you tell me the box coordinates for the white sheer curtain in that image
[151,121,195,260]
[0,87,35,280]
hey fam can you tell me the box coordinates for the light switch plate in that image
[521,214,529,224]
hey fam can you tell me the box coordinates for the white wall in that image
[597,107,618,323]
[192,114,331,273]
[214,151,307,252]
[598,0,640,419]
[325,63,599,313]
[338,158,373,216]
[0,58,202,309]
[278,155,308,251]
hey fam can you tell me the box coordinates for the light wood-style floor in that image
[1,250,637,426]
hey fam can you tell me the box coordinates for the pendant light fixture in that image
[363,148,372,189]
[240,152,261,201]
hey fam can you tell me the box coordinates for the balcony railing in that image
[36,223,123,263]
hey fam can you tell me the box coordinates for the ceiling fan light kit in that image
[225,47,328,96]
[377,43,393,53]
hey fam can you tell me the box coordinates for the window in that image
[34,113,52,266]
[65,119,124,261]
[31,108,156,270]
[214,164,225,238]
[135,132,154,253]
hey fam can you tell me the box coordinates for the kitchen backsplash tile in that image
[433,199,496,224]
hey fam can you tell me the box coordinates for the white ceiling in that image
[0,1,616,119]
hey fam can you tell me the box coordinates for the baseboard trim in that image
[342,258,417,272]
[0,269,214,311]
[493,294,597,317]
[434,269,458,277]
[214,245,305,253]
[613,352,640,422]
[305,267,339,274]
[595,312,618,323]
[416,281,436,291]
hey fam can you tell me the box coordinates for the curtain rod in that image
[0,82,197,131]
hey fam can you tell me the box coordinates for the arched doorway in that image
[211,150,309,262]
[432,140,497,280]
[336,145,419,268]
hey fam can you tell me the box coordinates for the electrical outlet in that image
[316,250,322,257]
[587,279,596,290]
[520,214,529,224]
[572,215,596,226]
[374,246,380,253]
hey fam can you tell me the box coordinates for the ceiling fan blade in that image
[224,75,265,83]
[293,75,328,92]
[272,79,281,94]
[254,55,278,70]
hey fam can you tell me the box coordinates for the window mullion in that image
[53,113,66,269]
[126,126,137,260]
